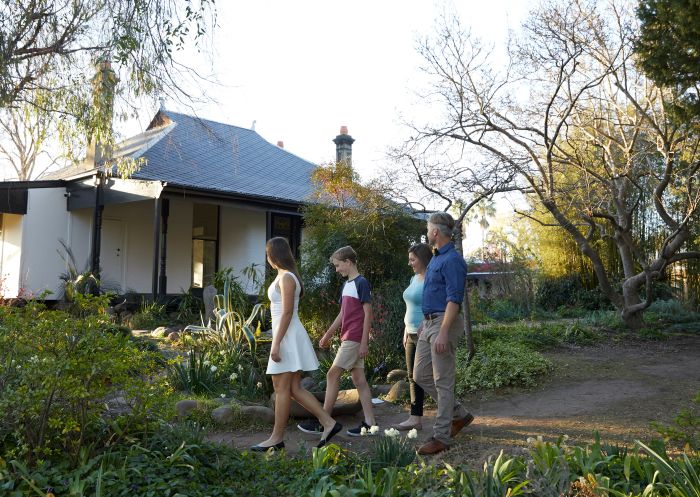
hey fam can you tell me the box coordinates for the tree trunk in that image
[454,223,475,358]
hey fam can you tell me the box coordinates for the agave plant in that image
[184,278,268,353]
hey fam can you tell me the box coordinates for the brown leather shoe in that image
[417,437,449,455]
[450,413,474,437]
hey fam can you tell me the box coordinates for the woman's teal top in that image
[403,275,424,333]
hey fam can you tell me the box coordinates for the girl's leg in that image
[256,372,293,446]
[398,333,423,428]
[290,372,336,433]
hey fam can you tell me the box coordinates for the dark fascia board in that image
[66,176,164,211]
[162,184,304,214]
[0,180,66,214]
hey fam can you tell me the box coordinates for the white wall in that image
[163,197,193,293]
[102,200,155,293]
[0,213,23,297]
[220,206,267,293]
[20,188,70,297]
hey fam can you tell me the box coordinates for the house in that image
[0,108,356,301]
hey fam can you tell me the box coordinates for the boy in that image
[298,246,378,436]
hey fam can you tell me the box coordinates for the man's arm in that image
[434,301,459,354]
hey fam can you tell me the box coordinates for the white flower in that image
[220,393,226,398]
[407,428,418,439]
[237,364,243,372]
[369,425,379,435]
[256,382,263,389]
[210,365,217,372]
[384,428,400,438]
[203,360,211,366]
[360,426,368,436]
[229,373,238,381]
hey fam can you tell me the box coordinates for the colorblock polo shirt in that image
[340,275,372,343]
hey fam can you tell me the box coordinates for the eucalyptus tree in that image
[405,0,700,330]
[0,0,216,154]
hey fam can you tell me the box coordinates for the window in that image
[269,213,301,258]
[192,203,219,288]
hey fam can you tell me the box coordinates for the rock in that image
[384,380,410,403]
[386,369,408,382]
[300,376,317,391]
[240,405,275,425]
[372,384,392,397]
[167,331,180,342]
[203,285,217,322]
[175,399,198,417]
[281,389,362,418]
[211,406,235,425]
[152,326,168,338]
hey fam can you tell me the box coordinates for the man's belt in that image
[423,312,444,320]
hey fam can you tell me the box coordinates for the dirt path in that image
[207,333,700,464]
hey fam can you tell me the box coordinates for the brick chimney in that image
[333,126,354,166]
[85,58,118,169]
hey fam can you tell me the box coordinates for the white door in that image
[101,219,125,292]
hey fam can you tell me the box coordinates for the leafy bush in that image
[455,341,552,393]
[536,275,608,311]
[653,391,700,451]
[0,303,167,465]
[128,299,168,330]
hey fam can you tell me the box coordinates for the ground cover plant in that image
[0,300,167,466]
[2,430,698,496]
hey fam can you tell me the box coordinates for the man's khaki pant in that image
[413,313,469,445]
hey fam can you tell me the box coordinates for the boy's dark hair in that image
[330,246,357,264]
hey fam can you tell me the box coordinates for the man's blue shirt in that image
[422,242,468,314]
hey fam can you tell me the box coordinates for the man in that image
[413,212,474,455]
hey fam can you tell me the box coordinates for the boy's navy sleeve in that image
[357,277,372,303]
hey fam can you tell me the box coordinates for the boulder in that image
[240,405,275,425]
[211,406,236,425]
[167,331,180,342]
[372,384,392,397]
[278,389,362,418]
[386,369,408,382]
[300,376,317,391]
[175,399,198,417]
[152,326,168,338]
[202,285,218,322]
[384,380,410,403]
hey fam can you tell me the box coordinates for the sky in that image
[126,0,532,180]
[131,0,534,255]
[2,0,534,254]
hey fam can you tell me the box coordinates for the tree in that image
[0,103,53,180]
[301,161,423,287]
[405,1,700,330]
[0,0,216,151]
[636,0,700,115]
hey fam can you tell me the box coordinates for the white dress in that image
[266,272,320,374]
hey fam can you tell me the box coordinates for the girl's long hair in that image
[266,237,304,297]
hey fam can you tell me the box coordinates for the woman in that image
[395,242,432,431]
[251,237,342,451]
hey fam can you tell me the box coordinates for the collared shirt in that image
[422,242,468,314]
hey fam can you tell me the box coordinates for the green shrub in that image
[0,303,167,465]
[129,299,168,330]
[455,341,552,393]
[653,391,700,451]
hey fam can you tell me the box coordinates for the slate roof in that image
[46,110,318,205]
[137,110,319,203]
